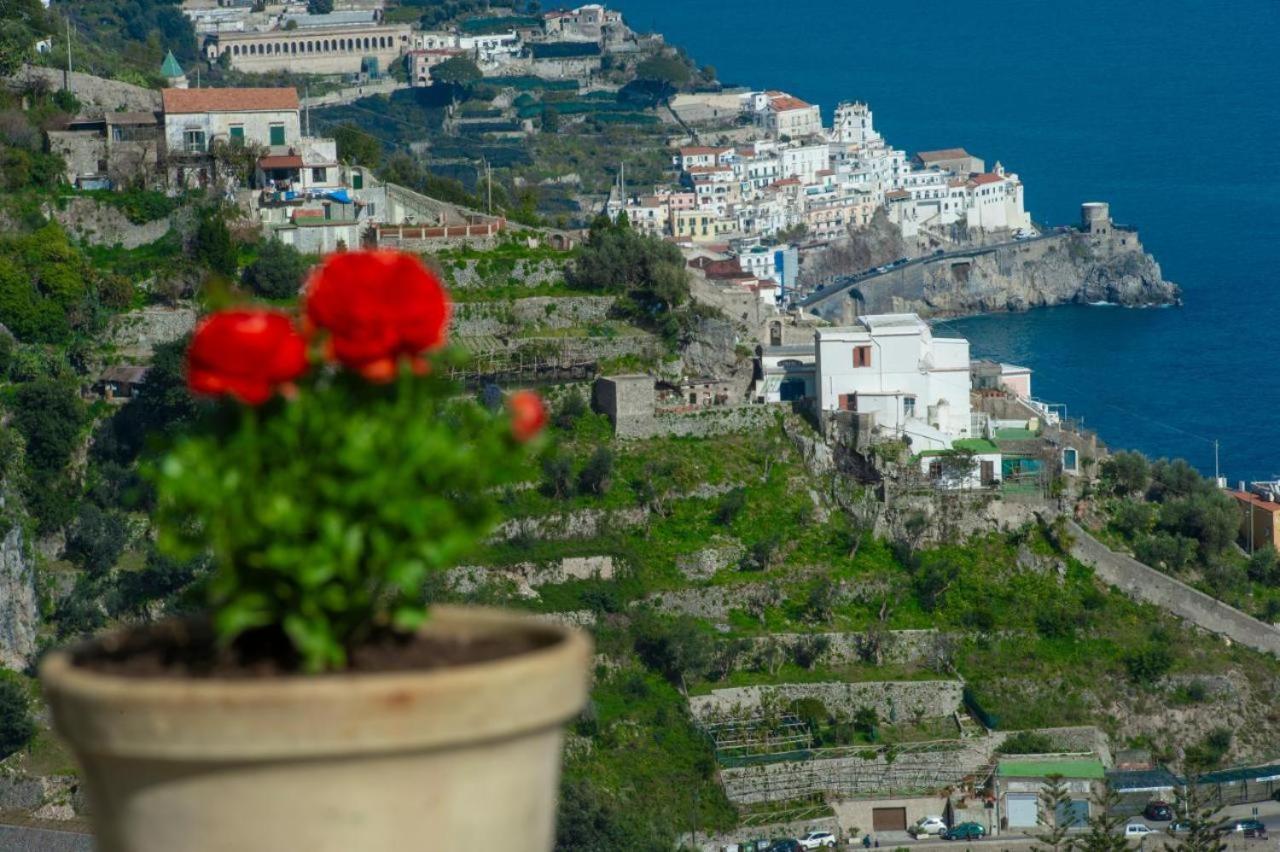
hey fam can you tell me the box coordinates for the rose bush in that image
[151,250,545,671]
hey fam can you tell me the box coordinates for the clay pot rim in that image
[42,604,581,694]
[40,605,593,760]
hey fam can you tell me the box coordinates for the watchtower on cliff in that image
[1081,202,1112,235]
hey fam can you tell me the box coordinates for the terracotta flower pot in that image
[40,606,592,852]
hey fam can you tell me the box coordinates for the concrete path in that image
[1067,520,1280,657]
[0,824,93,851]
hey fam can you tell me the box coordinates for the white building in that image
[830,101,881,147]
[162,87,302,155]
[815,314,972,450]
[779,142,829,183]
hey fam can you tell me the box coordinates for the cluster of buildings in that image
[611,98,1032,305]
[181,0,635,83]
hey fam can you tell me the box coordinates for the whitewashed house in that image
[815,314,973,451]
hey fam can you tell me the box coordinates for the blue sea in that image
[609,0,1280,481]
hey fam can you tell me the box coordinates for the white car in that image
[1124,823,1156,838]
[798,832,837,849]
[909,816,948,837]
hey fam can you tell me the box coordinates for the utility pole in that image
[64,15,71,91]
[305,84,312,137]
[1214,439,1220,484]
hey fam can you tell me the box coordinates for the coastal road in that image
[796,228,1073,311]
[0,823,94,851]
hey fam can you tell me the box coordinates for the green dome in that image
[160,50,184,79]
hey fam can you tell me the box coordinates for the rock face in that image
[807,229,1181,322]
[0,525,38,671]
[47,197,171,249]
[917,233,1180,314]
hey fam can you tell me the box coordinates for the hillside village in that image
[1,2,1280,852]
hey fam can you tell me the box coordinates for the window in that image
[269,123,285,146]
[838,393,856,412]
[852,345,872,368]
[183,128,206,153]
[229,125,244,144]
[311,167,327,183]
[903,396,916,418]
[1062,448,1079,472]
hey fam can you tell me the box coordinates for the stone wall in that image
[491,506,649,542]
[48,197,171,249]
[452,296,615,336]
[690,680,964,723]
[8,66,160,112]
[1067,520,1280,657]
[106,306,198,359]
[747,630,958,669]
[615,404,779,441]
[447,257,564,290]
[0,525,37,670]
[448,555,617,597]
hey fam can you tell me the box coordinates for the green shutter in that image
[352,171,363,189]
[269,124,285,146]
[229,126,244,144]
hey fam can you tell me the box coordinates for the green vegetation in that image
[0,674,35,760]
[242,241,314,301]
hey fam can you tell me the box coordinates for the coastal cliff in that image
[915,230,1180,315]
[804,225,1180,323]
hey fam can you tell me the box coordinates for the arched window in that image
[363,37,371,49]
[290,42,297,54]
[232,44,240,56]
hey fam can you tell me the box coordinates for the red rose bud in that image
[303,250,451,381]
[509,391,547,442]
[187,309,309,405]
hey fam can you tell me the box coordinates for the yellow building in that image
[1231,490,1280,554]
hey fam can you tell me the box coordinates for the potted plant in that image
[40,250,591,852]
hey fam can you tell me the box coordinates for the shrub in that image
[714,487,746,526]
[552,387,588,430]
[577,446,614,495]
[65,504,129,576]
[193,212,237,277]
[0,677,34,760]
[1122,644,1174,685]
[996,730,1056,754]
[242,241,313,300]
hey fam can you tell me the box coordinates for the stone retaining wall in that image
[448,555,617,597]
[690,680,964,723]
[49,197,170,249]
[1068,520,1280,657]
[451,296,615,336]
[618,404,779,440]
[491,507,648,542]
[748,630,957,669]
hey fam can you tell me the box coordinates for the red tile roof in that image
[885,189,910,200]
[259,154,303,169]
[1232,491,1280,513]
[162,87,300,114]
[916,147,971,161]
[969,172,1005,186]
[769,95,812,111]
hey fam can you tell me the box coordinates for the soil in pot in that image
[73,618,556,679]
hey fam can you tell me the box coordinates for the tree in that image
[92,336,201,466]
[1164,781,1226,852]
[0,677,34,760]
[577,447,614,496]
[1101,450,1150,496]
[11,378,83,480]
[1122,642,1174,685]
[635,53,691,87]
[541,106,560,133]
[1031,774,1074,852]
[242,241,312,300]
[332,123,382,168]
[714,487,746,526]
[555,777,670,852]
[1247,546,1279,585]
[431,55,482,86]
[193,212,237,277]
[66,504,128,576]
[552,388,588,430]
[631,614,714,690]
[541,453,575,499]
[307,0,334,13]
[1073,785,1129,852]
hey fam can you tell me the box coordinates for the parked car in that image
[1168,822,1191,833]
[909,816,949,837]
[1124,823,1156,838]
[1144,801,1174,821]
[798,831,838,849]
[768,840,802,852]
[1225,819,1267,837]
[944,823,986,841]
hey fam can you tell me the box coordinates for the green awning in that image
[999,759,1105,779]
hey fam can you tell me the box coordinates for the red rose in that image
[187,309,309,405]
[509,390,547,442]
[303,250,451,381]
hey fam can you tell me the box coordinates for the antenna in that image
[64,15,71,90]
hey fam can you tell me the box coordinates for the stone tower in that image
[161,50,188,89]
[1081,202,1112,235]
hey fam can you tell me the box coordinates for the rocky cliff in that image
[916,232,1181,315]
[806,229,1180,323]
[0,524,38,671]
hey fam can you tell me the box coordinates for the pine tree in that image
[1073,784,1129,852]
[1163,780,1226,852]
[1032,774,1075,852]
